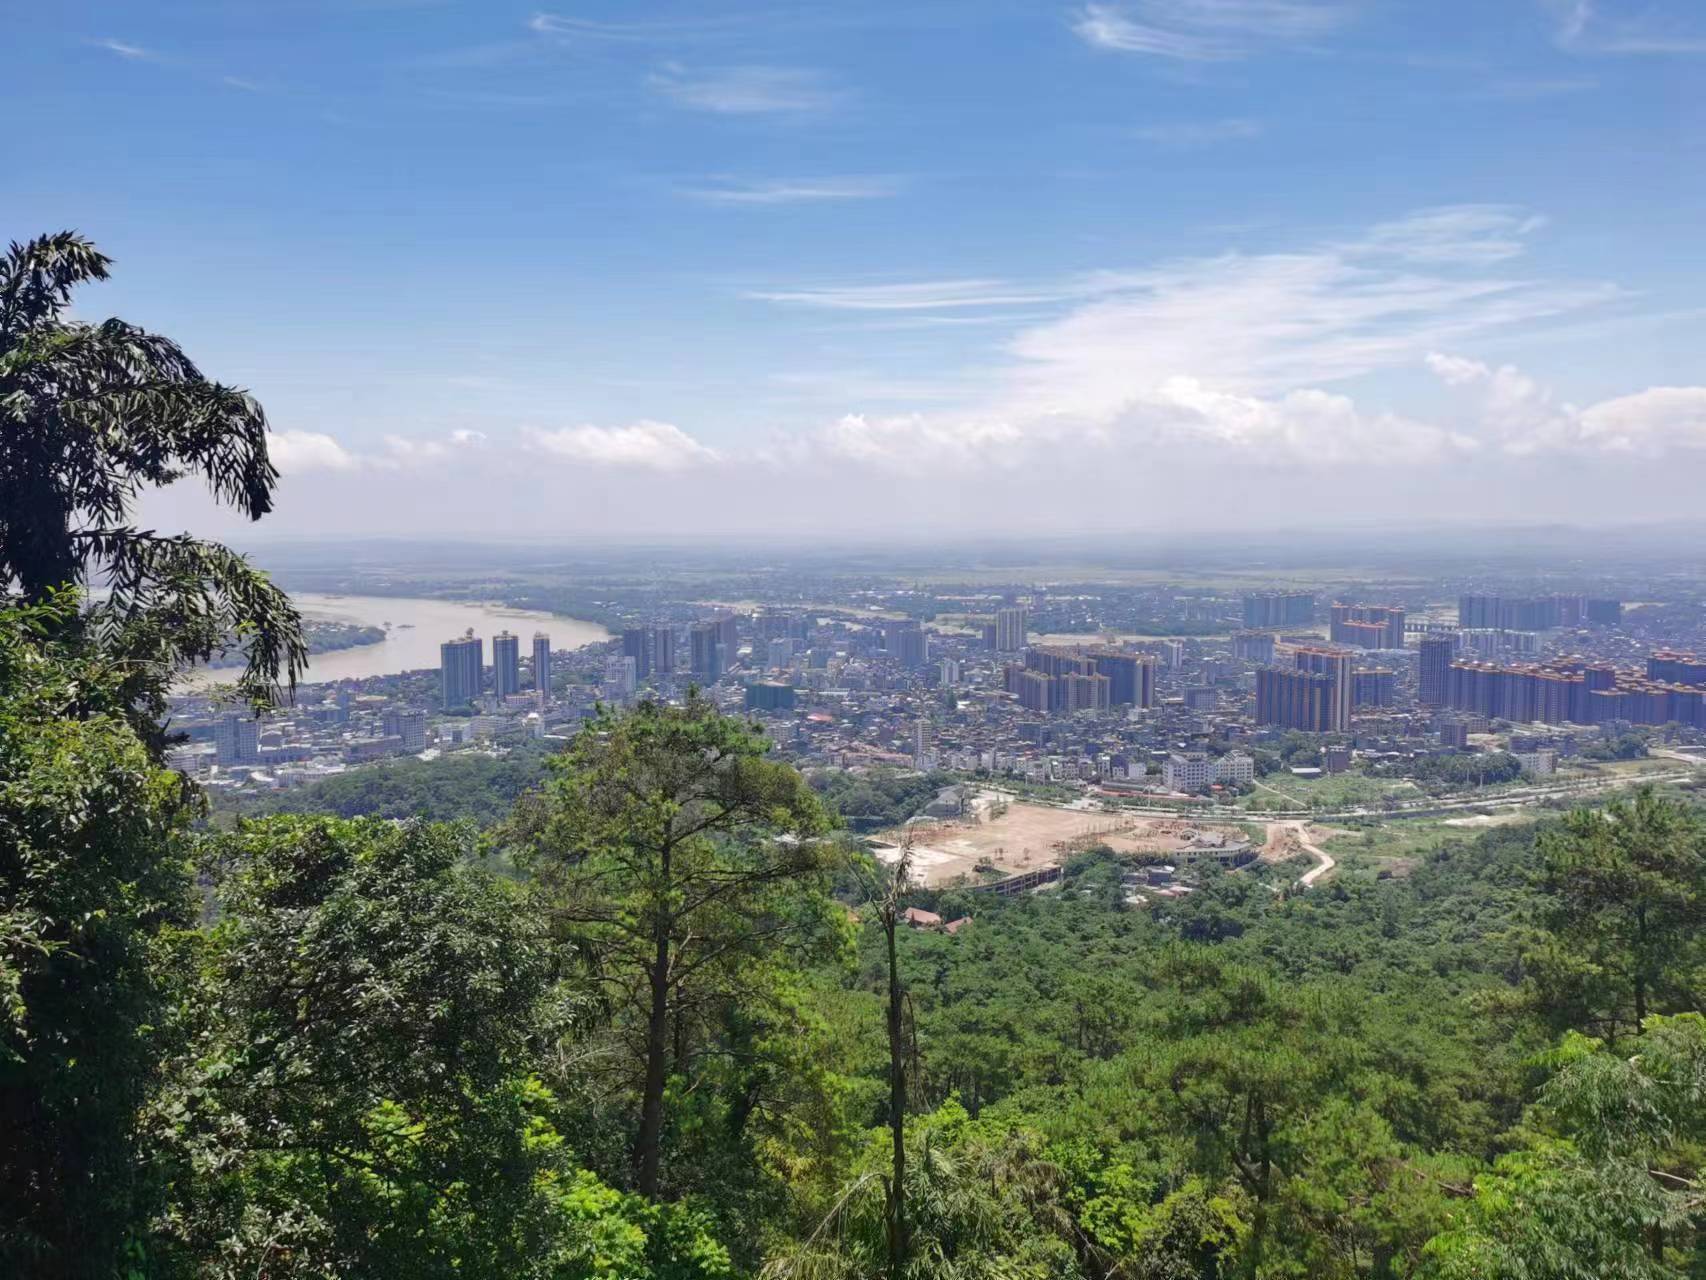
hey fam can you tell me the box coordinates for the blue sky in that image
[8,0,1706,536]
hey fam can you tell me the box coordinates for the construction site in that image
[867,793,1270,888]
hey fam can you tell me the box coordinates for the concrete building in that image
[1256,666,1337,732]
[1243,591,1314,629]
[995,606,1029,653]
[1216,752,1256,785]
[532,632,552,693]
[651,624,676,675]
[621,627,651,679]
[492,631,522,698]
[214,713,260,765]
[440,632,483,708]
[1292,646,1354,733]
[1163,751,1216,792]
[745,680,797,712]
[690,621,722,682]
[1330,603,1406,649]
[1088,649,1157,708]
[1418,634,1454,707]
[1352,668,1396,708]
[605,655,638,698]
[381,707,427,752]
[1233,631,1277,663]
[884,619,927,669]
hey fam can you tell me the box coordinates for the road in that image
[1289,821,1336,888]
[1096,764,1699,825]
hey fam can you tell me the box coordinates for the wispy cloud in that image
[1356,204,1546,264]
[738,205,1623,471]
[681,176,898,205]
[648,64,844,113]
[95,38,156,60]
[1133,117,1264,146]
[528,12,740,42]
[525,421,720,470]
[1074,1,1356,61]
[1544,0,1706,54]
[747,279,1081,311]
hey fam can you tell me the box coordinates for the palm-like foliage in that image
[0,231,304,710]
[763,1122,1086,1280]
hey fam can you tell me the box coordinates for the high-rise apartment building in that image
[532,632,552,693]
[651,624,676,675]
[1459,594,1595,632]
[994,606,1029,653]
[1087,649,1156,708]
[605,655,638,697]
[440,632,483,708]
[1243,591,1314,629]
[214,713,260,765]
[1255,667,1337,732]
[883,619,927,669]
[1649,651,1706,686]
[714,614,740,664]
[1329,603,1406,649]
[1352,668,1395,707]
[621,627,651,679]
[1291,645,1353,732]
[689,621,722,682]
[1417,634,1454,706]
[492,630,522,698]
[1232,631,1277,663]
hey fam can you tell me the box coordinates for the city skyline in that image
[9,0,1706,535]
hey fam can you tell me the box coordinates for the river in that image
[182,593,610,687]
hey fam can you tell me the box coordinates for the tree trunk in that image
[1633,903,1649,1033]
[635,851,673,1198]
[885,911,908,1280]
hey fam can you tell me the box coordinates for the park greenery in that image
[5,231,1706,1277]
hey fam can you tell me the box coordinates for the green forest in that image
[5,233,1706,1279]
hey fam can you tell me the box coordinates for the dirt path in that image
[1263,820,1335,888]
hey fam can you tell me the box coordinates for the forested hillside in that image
[5,231,1706,1279]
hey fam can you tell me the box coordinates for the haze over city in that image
[8,0,1706,535]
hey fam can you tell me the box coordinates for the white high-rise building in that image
[532,632,552,694]
[995,606,1028,653]
[492,631,522,698]
[440,631,483,708]
[605,655,638,698]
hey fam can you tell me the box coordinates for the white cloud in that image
[527,12,740,42]
[749,278,1077,311]
[682,176,898,205]
[1133,118,1263,146]
[742,206,1616,472]
[1074,1,1354,60]
[525,420,720,470]
[648,64,842,114]
[96,38,153,60]
[1430,353,1706,456]
[1358,205,1545,264]
[267,430,360,474]
[267,428,483,473]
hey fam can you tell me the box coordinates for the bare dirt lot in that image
[872,800,1253,887]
